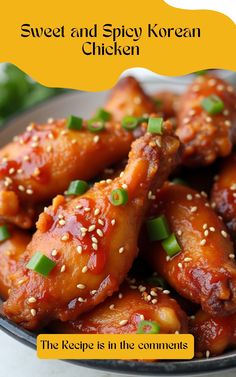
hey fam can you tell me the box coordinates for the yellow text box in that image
[37,334,194,360]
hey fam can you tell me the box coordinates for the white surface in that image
[0,331,113,377]
[164,0,236,23]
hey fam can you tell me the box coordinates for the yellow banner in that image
[0,0,235,90]
[37,334,194,360]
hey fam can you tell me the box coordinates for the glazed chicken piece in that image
[4,123,180,330]
[190,309,236,357]
[0,226,31,300]
[176,75,236,166]
[152,91,179,120]
[50,281,188,334]
[104,76,157,121]
[144,182,236,316]
[0,118,146,229]
[211,153,236,240]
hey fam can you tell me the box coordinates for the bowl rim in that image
[0,89,236,376]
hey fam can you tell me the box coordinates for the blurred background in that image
[0,63,236,127]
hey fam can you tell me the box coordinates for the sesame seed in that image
[51,249,58,256]
[206,116,212,123]
[221,230,228,238]
[9,168,15,175]
[84,207,91,212]
[140,314,145,320]
[209,79,216,86]
[163,290,170,294]
[77,284,86,289]
[59,219,66,226]
[48,132,54,139]
[78,297,87,303]
[93,135,100,143]
[48,117,54,124]
[227,86,234,93]
[205,203,210,207]
[81,227,87,233]
[190,315,195,320]
[30,309,36,317]
[31,142,39,148]
[233,193,236,198]
[76,204,83,209]
[94,208,100,216]
[61,233,69,241]
[109,304,115,310]
[150,290,158,297]
[183,117,190,124]
[166,256,170,261]
[203,224,208,229]
[209,227,215,232]
[98,219,104,226]
[28,297,36,303]
[122,183,128,189]
[32,135,39,142]
[91,236,98,243]
[138,286,146,293]
[229,254,235,259]
[60,265,66,272]
[17,169,23,174]
[204,230,209,237]
[178,263,183,269]
[58,214,64,219]
[23,155,30,161]
[26,189,33,195]
[76,246,82,254]
[187,194,193,200]
[151,299,158,304]
[111,219,116,226]
[88,225,96,232]
[96,229,103,237]
[217,84,224,91]
[120,172,124,177]
[206,350,210,359]
[146,295,152,301]
[175,330,179,334]
[82,266,88,273]
[177,230,182,236]
[90,290,97,295]
[18,185,25,192]
[119,320,128,326]
[200,239,206,246]
[92,243,98,250]
[118,293,123,299]
[190,206,197,213]
[119,247,125,254]
[225,120,231,127]
[230,184,236,190]
[130,285,137,289]
[46,145,52,152]
[184,257,192,262]
[201,191,207,197]
[71,139,77,144]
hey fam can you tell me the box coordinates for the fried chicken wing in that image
[0,226,31,299]
[190,309,236,357]
[211,153,236,239]
[4,123,180,330]
[144,182,236,316]
[50,281,188,334]
[176,75,236,166]
[104,76,157,121]
[0,119,145,229]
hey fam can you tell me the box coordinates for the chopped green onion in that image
[94,108,111,122]
[26,251,56,276]
[201,95,224,115]
[0,225,10,242]
[195,70,208,76]
[87,120,105,132]
[147,117,164,134]
[147,276,167,289]
[162,233,181,257]
[172,178,188,186]
[67,180,89,196]
[122,116,139,131]
[110,188,128,206]
[146,215,170,242]
[137,320,160,334]
[66,115,83,130]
